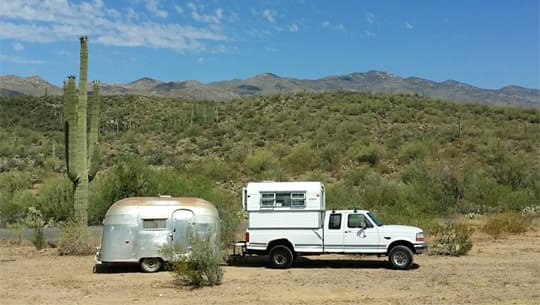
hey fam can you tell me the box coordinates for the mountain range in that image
[1,71,538,107]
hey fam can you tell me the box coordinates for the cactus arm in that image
[88,81,100,182]
[64,75,78,181]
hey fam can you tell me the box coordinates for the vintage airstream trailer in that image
[94,196,220,272]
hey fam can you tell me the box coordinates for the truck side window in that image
[348,214,373,228]
[328,214,342,230]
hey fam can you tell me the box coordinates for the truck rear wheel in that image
[388,245,413,270]
[269,245,294,269]
[140,257,162,273]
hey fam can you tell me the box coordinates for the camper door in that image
[171,209,195,252]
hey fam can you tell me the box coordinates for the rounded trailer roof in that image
[106,197,219,218]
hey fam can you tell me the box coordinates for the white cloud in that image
[364,30,376,37]
[262,9,277,23]
[405,21,414,30]
[12,42,24,51]
[0,1,227,52]
[197,57,204,63]
[175,5,184,15]
[187,2,223,25]
[322,20,345,31]
[144,0,168,18]
[366,12,376,25]
[0,54,44,64]
[289,23,299,32]
[126,8,139,20]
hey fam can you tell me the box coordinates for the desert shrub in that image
[522,205,540,216]
[0,171,35,225]
[24,207,47,250]
[244,148,278,175]
[284,143,320,174]
[490,155,533,190]
[430,223,473,256]
[482,212,533,239]
[352,143,385,166]
[36,176,73,223]
[7,221,26,244]
[58,223,96,255]
[398,141,429,163]
[0,189,34,226]
[170,229,223,287]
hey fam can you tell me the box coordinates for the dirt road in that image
[1,229,539,305]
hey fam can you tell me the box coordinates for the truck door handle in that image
[344,230,352,233]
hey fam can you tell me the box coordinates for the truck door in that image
[343,212,381,253]
[171,209,195,252]
[323,212,344,252]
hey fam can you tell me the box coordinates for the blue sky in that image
[0,0,538,89]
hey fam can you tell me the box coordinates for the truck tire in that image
[388,245,414,270]
[140,257,162,273]
[269,245,294,269]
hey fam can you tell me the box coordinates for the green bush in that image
[430,224,473,256]
[36,176,73,223]
[170,229,223,287]
[244,148,278,175]
[482,212,533,239]
[345,142,385,166]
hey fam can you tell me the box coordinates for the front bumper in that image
[414,242,428,254]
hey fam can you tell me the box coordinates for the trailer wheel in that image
[140,258,162,273]
[388,245,413,270]
[269,245,294,269]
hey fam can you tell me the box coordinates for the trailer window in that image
[329,214,342,230]
[143,219,167,230]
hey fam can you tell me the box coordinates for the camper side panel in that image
[248,211,323,228]
[248,228,324,253]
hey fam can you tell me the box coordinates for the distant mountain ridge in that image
[1,72,538,107]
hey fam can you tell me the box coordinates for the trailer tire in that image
[388,245,413,270]
[140,258,162,273]
[269,245,294,269]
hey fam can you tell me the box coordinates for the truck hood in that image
[378,225,422,234]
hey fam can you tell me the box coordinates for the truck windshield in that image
[367,212,383,226]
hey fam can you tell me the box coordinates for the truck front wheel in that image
[269,245,294,269]
[388,245,413,270]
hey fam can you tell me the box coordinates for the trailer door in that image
[171,209,195,252]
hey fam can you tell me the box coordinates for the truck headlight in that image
[416,232,424,242]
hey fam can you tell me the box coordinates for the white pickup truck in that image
[239,182,428,269]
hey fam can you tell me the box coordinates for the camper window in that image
[260,192,306,208]
[143,218,167,230]
[290,193,306,207]
[261,193,276,207]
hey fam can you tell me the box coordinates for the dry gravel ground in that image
[1,228,539,305]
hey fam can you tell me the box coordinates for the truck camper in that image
[239,181,427,269]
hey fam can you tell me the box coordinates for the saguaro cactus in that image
[63,36,100,226]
